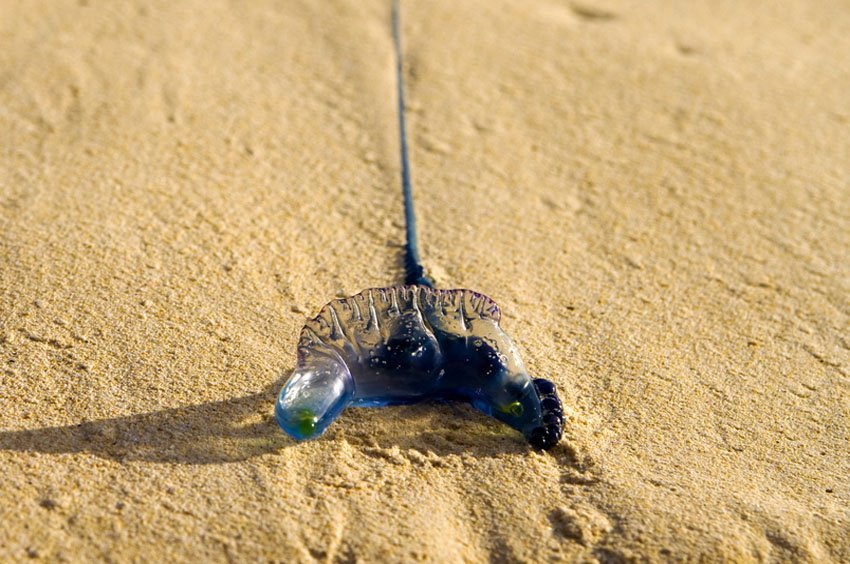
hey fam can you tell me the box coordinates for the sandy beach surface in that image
[1,0,848,561]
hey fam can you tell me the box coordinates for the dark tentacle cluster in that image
[528,378,564,450]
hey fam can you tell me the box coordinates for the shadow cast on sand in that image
[0,378,292,464]
[0,378,578,465]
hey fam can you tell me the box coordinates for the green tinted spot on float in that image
[275,401,320,441]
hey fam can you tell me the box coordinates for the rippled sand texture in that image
[1,0,848,561]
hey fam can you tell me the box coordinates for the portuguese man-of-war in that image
[275,1,565,450]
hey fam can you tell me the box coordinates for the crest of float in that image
[274,1,564,449]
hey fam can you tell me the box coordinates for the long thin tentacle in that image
[392,0,433,287]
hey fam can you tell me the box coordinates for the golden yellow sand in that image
[1,0,848,561]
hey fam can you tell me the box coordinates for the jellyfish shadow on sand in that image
[0,377,295,464]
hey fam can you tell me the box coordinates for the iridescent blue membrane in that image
[276,286,564,449]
